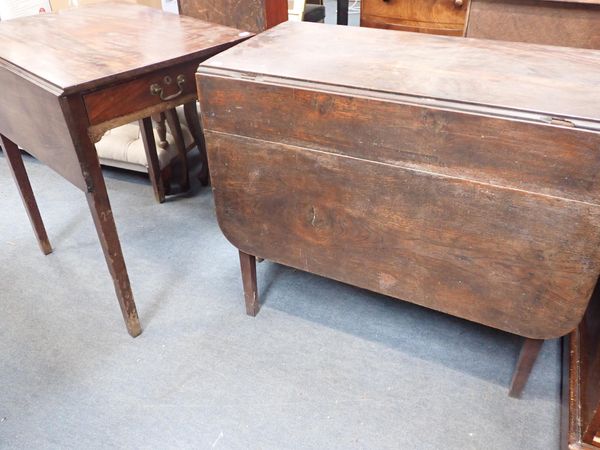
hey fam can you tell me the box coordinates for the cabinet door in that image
[360,0,469,36]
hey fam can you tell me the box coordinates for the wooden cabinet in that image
[361,0,600,44]
[177,0,288,33]
[360,0,470,35]
[196,21,600,397]
[466,0,600,49]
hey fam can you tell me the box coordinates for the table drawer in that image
[361,0,469,35]
[360,17,465,35]
[84,60,199,127]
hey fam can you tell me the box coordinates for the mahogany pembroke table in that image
[196,21,600,396]
[0,3,249,336]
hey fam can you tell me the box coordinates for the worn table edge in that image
[196,67,600,135]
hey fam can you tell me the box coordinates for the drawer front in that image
[360,17,465,35]
[361,0,469,34]
[84,60,199,127]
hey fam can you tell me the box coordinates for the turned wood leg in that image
[1,135,52,255]
[152,112,168,149]
[239,250,259,316]
[85,166,141,337]
[509,337,544,398]
[139,117,166,204]
[183,102,210,187]
[165,108,190,192]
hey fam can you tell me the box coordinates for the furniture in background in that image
[177,0,288,33]
[288,0,326,22]
[337,0,349,24]
[563,289,600,449]
[466,0,600,49]
[0,3,249,336]
[360,0,469,35]
[176,0,288,184]
[95,107,196,203]
[359,0,600,43]
[197,21,600,397]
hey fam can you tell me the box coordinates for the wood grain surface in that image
[84,60,200,126]
[199,76,600,205]
[197,21,600,341]
[198,21,600,122]
[0,2,250,94]
[0,2,252,336]
[204,131,600,340]
[467,0,600,49]
[178,0,288,33]
[361,0,468,35]
[0,61,84,189]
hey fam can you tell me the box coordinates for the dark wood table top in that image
[0,2,250,94]
[200,21,600,123]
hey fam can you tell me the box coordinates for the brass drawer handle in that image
[454,0,463,7]
[150,74,186,101]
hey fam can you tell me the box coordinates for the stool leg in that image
[139,117,166,203]
[239,250,259,316]
[509,338,544,398]
[183,102,210,187]
[165,109,190,192]
[152,113,168,149]
[1,135,52,255]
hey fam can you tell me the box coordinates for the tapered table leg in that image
[1,135,52,255]
[509,337,544,397]
[165,108,190,192]
[239,250,259,316]
[183,102,210,186]
[139,117,166,204]
[85,163,141,337]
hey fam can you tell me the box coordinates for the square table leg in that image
[1,134,52,255]
[63,96,142,337]
[165,109,190,192]
[239,250,259,316]
[139,117,166,204]
[509,337,544,397]
[85,170,142,337]
[183,102,210,186]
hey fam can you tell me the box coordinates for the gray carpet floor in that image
[0,150,561,449]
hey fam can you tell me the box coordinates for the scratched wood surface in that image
[202,131,600,340]
[199,21,600,122]
[0,2,249,94]
[199,76,600,205]
[197,22,600,340]
[178,0,288,33]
